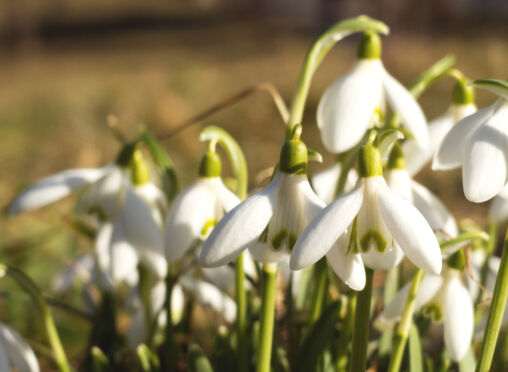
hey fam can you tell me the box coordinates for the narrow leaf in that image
[409,324,423,372]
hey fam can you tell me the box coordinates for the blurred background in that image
[1,0,508,368]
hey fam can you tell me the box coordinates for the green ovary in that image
[359,230,387,253]
[423,303,443,323]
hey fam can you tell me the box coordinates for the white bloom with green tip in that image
[0,323,40,372]
[377,266,473,362]
[291,144,442,285]
[433,79,508,202]
[317,32,428,153]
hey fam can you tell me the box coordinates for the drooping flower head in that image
[291,138,442,280]
[433,79,508,202]
[199,133,325,267]
[317,31,428,153]
[0,323,40,372]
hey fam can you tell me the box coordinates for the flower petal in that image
[378,186,442,274]
[199,174,281,267]
[382,69,428,148]
[135,183,167,228]
[165,179,219,263]
[433,102,499,170]
[317,60,384,153]
[9,166,111,215]
[489,183,508,223]
[217,179,242,212]
[110,216,140,285]
[463,102,508,202]
[444,275,474,361]
[375,274,443,330]
[326,233,365,290]
[410,180,458,238]
[290,182,364,270]
[311,164,358,204]
[361,242,404,271]
[404,110,454,176]
[0,323,40,372]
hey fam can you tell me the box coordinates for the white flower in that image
[489,183,508,223]
[403,103,476,176]
[291,145,442,281]
[377,267,473,362]
[311,163,358,204]
[199,138,326,267]
[164,177,240,263]
[0,323,40,372]
[433,80,508,202]
[316,32,427,153]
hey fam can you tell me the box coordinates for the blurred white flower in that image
[433,80,508,202]
[403,103,476,176]
[317,32,427,153]
[489,183,508,223]
[311,163,358,204]
[377,267,473,362]
[0,323,40,372]
[291,145,442,286]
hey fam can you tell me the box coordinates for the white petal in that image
[290,182,364,270]
[463,103,508,202]
[311,164,358,204]
[317,60,384,153]
[325,233,365,290]
[0,339,9,372]
[361,242,404,271]
[9,167,111,215]
[123,187,166,278]
[444,275,474,361]
[404,110,454,176]
[217,180,242,212]
[95,222,114,277]
[0,324,40,372]
[489,183,508,223]
[171,284,185,324]
[382,69,428,148]
[410,180,458,238]
[135,183,167,228]
[375,274,443,330]
[181,277,236,323]
[451,103,477,124]
[386,169,413,202]
[199,174,281,267]
[52,254,95,293]
[201,266,237,296]
[110,217,140,284]
[378,185,442,274]
[433,103,499,170]
[165,179,219,263]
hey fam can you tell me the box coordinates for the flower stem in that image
[387,268,425,372]
[256,263,278,372]
[335,291,357,371]
[308,258,328,324]
[349,268,374,372]
[476,230,508,372]
[164,267,178,371]
[0,264,71,372]
[235,252,248,372]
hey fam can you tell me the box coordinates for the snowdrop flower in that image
[165,151,241,263]
[377,252,473,362]
[311,160,358,204]
[489,183,508,223]
[403,81,476,176]
[317,31,428,153]
[291,142,442,284]
[199,136,325,267]
[433,79,508,202]
[0,323,40,372]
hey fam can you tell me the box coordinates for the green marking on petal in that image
[271,230,288,250]
[423,303,443,323]
[360,230,386,253]
[201,219,218,236]
[288,233,297,251]
[258,225,269,243]
[88,206,108,222]
[347,218,359,254]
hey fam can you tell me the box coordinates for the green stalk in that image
[256,263,278,372]
[308,258,328,324]
[476,230,508,372]
[0,264,71,372]
[387,268,425,372]
[335,292,357,372]
[349,268,374,372]
[235,252,248,372]
[164,266,178,371]
[287,16,389,134]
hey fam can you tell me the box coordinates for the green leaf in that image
[140,127,179,202]
[200,126,248,199]
[91,346,111,372]
[409,324,423,372]
[459,347,476,372]
[472,78,508,99]
[295,301,342,372]
[187,343,214,372]
[137,344,160,372]
[378,267,400,357]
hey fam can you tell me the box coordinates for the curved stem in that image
[387,268,425,372]
[256,263,278,372]
[158,82,289,141]
[349,268,374,372]
[0,264,71,372]
[476,230,508,372]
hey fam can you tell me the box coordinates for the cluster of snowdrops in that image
[2,15,508,372]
